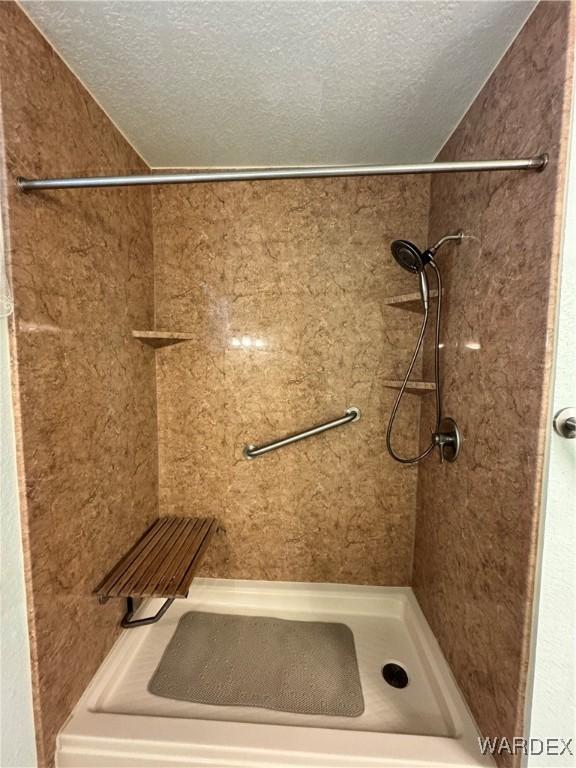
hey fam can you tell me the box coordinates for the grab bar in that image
[244,407,361,459]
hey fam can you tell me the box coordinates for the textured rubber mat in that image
[148,611,365,717]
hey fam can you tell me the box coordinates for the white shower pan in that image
[57,580,493,768]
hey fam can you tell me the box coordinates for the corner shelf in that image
[382,290,439,313]
[132,330,194,348]
[95,516,218,627]
[383,379,436,394]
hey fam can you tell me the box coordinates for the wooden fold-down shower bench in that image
[95,516,218,628]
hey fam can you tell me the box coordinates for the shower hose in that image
[386,259,443,464]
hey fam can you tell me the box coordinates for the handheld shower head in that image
[389,231,463,309]
[390,240,427,273]
[390,231,463,271]
[390,240,430,308]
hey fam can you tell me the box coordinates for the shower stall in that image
[1,2,574,768]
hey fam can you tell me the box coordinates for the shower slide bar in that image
[244,406,361,459]
[17,155,548,192]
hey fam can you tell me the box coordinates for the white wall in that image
[527,54,576,768]
[0,216,37,765]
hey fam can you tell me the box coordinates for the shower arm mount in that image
[429,231,465,254]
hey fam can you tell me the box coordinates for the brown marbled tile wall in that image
[152,175,430,584]
[0,4,159,765]
[412,3,574,765]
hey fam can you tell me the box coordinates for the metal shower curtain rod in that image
[17,154,548,192]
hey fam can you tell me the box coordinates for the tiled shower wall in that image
[0,4,158,765]
[152,176,430,584]
[413,3,574,765]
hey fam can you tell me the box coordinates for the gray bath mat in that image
[148,611,365,717]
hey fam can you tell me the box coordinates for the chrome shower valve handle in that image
[433,417,461,463]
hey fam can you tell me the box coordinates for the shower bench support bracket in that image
[121,597,176,628]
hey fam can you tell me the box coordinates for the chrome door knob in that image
[553,408,576,439]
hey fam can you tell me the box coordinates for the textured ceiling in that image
[22,1,536,168]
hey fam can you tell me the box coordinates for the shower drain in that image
[382,662,409,689]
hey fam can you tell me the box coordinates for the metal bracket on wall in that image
[121,596,175,629]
